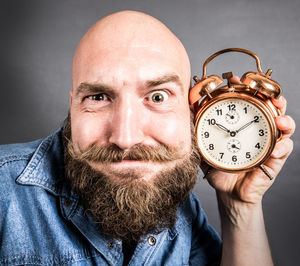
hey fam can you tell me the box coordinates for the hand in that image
[215,122,231,134]
[202,77,296,205]
[235,119,255,134]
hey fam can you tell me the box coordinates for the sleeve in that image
[188,193,222,266]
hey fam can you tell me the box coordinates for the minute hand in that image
[235,120,255,134]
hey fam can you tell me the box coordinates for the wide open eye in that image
[88,93,109,101]
[149,91,169,103]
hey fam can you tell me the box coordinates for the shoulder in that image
[0,139,45,223]
[0,129,64,209]
[0,139,43,166]
[0,128,63,186]
[0,139,43,178]
[180,192,206,222]
[175,192,211,235]
[0,127,63,170]
[178,193,222,265]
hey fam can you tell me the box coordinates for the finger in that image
[275,115,296,138]
[261,139,292,180]
[229,75,241,84]
[271,95,287,114]
[270,137,294,159]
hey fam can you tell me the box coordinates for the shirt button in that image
[148,236,156,246]
[108,242,114,249]
[64,199,72,207]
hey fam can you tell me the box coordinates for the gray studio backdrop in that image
[1,0,299,265]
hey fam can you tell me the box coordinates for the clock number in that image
[232,155,237,162]
[219,152,224,159]
[228,104,236,111]
[207,119,216,125]
[209,144,214,150]
[243,107,247,114]
[204,132,209,138]
[259,129,264,136]
[216,109,222,116]
[255,143,261,149]
[254,116,259,123]
[246,152,251,159]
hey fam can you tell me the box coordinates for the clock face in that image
[196,98,272,170]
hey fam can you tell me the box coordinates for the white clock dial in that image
[196,98,271,170]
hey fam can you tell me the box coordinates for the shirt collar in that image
[16,127,76,200]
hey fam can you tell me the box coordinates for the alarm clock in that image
[189,48,282,179]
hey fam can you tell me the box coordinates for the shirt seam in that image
[0,155,32,169]
[0,251,101,265]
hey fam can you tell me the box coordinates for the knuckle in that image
[281,95,287,104]
[288,138,294,151]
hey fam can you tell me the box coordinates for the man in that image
[0,10,295,266]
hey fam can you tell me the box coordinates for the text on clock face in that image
[196,98,271,170]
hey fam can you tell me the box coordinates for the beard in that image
[63,114,201,242]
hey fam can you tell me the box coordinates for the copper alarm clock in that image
[189,48,282,179]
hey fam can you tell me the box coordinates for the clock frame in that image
[189,48,282,177]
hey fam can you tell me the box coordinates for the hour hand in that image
[215,122,231,133]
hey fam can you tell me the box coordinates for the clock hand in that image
[226,113,235,119]
[235,120,255,134]
[215,122,231,133]
[231,144,240,150]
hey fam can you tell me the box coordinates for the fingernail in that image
[272,148,283,157]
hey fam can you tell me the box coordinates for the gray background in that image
[0,0,299,264]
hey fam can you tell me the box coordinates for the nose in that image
[108,96,145,150]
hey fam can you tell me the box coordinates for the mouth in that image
[120,156,148,163]
[90,157,175,172]
[113,159,152,167]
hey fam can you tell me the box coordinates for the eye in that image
[87,93,109,101]
[149,91,169,103]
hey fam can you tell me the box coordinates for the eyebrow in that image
[146,74,184,92]
[75,74,184,96]
[75,83,114,96]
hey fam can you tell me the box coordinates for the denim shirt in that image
[0,128,222,266]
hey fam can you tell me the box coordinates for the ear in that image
[69,90,73,106]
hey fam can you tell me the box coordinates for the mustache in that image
[67,141,185,163]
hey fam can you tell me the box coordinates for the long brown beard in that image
[63,115,201,242]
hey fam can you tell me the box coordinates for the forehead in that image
[73,47,190,93]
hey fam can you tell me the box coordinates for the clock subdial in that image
[227,139,241,153]
[225,110,240,124]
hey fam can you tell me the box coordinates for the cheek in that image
[150,113,192,151]
[70,112,109,152]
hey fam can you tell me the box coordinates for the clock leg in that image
[259,165,273,180]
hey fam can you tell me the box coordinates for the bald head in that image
[72,10,191,91]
